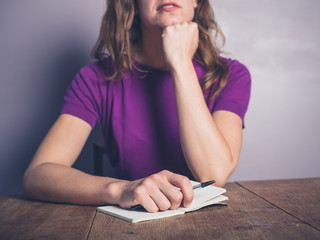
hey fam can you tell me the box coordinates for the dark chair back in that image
[93,142,118,178]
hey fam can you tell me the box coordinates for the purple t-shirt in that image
[61,57,251,180]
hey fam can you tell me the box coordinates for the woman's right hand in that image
[109,170,194,213]
[162,22,199,71]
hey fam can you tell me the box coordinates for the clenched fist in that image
[162,22,199,71]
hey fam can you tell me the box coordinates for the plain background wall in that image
[0,0,319,195]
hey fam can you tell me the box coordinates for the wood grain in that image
[88,182,320,240]
[0,196,96,240]
[238,178,320,230]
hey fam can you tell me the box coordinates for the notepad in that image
[97,181,228,223]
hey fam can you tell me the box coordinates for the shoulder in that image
[78,57,114,81]
[217,57,251,93]
[217,57,251,105]
[222,57,250,76]
[62,58,116,126]
[223,58,251,84]
[66,58,116,103]
[212,58,251,126]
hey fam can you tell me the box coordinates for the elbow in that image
[23,162,49,199]
[213,174,228,187]
[23,168,36,199]
[23,169,32,198]
[205,159,238,188]
[215,161,238,187]
[197,170,229,188]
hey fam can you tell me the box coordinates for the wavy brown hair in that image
[92,0,229,99]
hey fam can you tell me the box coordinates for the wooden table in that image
[1,178,319,239]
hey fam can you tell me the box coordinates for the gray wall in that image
[214,0,320,181]
[0,0,319,195]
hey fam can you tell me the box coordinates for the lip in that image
[157,2,181,11]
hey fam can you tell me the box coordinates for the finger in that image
[165,171,194,207]
[146,173,176,211]
[159,184,183,210]
[131,183,159,213]
[149,189,172,211]
[136,177,172,212]
[139,196,159,213]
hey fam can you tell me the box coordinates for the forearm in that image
[171,62,235,186]
[23,162,126,205]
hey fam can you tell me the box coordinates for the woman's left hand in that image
[162,22,199,71]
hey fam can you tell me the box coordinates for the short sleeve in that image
[213,59,251,127]
[60,64,102,128]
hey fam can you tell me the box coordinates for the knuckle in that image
[159,201,171,211]
[149,174,162,184]
[133,186,145,199]
[167,26,173,33]
[180,176,191,186]
[149,205,159,213]
[160,170,169,176]
[142,178,154,189]
[172,191,183,203]
[191,23,198,31]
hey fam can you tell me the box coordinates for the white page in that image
[184,195,228,212]
[97,205,184,223]
[97,181,227,223]
[182,183,226,211]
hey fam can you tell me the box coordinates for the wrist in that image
[170,60,194,76]
[103,179,129,205]
[170,61,198,86]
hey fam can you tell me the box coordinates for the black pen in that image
[130,180,216,211]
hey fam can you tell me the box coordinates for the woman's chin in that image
[161,18,183,27]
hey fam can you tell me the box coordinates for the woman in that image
[23,0,251,213]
